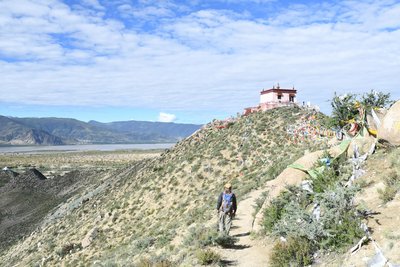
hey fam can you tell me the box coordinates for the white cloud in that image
[0,0,399,119]
[82,0,105,10]
[116,0,184,20]
[158,112,177,122]
[213,0,276,3]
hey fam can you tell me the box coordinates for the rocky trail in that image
[217,146,348,266]
[217,188,272,267]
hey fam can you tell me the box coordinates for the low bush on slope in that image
[263,156,365,266]
[377,149,400,203]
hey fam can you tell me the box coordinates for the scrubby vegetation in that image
[263,155,365,265]
[377,148,400,203]
[270,237,314,267]
[377,171,400,203]
[331,90,392,127]
[0,149,159,177]
[0,106,329,266]
[196,249,222,265]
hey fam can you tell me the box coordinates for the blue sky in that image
[0,0,399,124]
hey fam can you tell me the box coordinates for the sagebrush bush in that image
[133,237,155,252]
[252,191,269,218]
[320,211,364,250]
[196,249,221,265]
[263,161,364,264]
[263,186,311,233]
[138,257,174,267]
[271,202,324,241]
[183,226,218,248]
[263,197,286,233]
[270,237,314,267]
[310,154,347,194]
[378,170,400,203]
[378,186,398,203]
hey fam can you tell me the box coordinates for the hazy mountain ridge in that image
[0,116,202,145]
[88,120,201,140]
[0,116,64,145]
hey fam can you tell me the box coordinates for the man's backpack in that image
[221,192,233,213]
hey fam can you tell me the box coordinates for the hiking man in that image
[216,183,237,235]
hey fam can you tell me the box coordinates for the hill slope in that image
[11,117,146,144]
[0,168,96,250]
[0,116,63,145]
[88,120,201,141]
[1,106,330,266]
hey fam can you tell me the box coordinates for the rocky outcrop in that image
[25,168,47,180]
[2,167,19,178]
[81,227,98,248]
[378,101,400,146]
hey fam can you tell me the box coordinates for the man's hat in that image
[224,183,232,189]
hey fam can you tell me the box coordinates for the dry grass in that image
[0,107,329,266]
[0,150,161,177]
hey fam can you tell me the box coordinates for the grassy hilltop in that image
[0,106,321,265]
[1,105,399,266]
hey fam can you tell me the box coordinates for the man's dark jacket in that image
[216,192,237,213]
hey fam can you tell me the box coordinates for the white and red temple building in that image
[243,84,298,115]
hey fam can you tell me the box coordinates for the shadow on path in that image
[232,232,250,238]
[223,244,251,250]
[220,259,237,266]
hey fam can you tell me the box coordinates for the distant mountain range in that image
[0,115,202,145]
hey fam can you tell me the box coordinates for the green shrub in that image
[360,90,393,110]
[270,237,314,267]
[183,226,218,248]
[377,186,397,204]
[263,181,363,262]
[330,90,393,127]
[271,202,324,241]
[134,237,155,251]
[191,163,201,173]
[138,257,174,267]
[252,191,269,218]
[378,171,400,203]
[311,166,338,194]
[331,92,358,127]
[155,232,173,248]
[196,249,221,265]
[263,198,286,233]
[56,243,82,258]
[183,226,238,249]
[319,211,364,250]
[310,155,351,194]
[263,187,311,233]
[315,186,364,250]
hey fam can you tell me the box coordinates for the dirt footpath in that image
[217,189,273,267]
